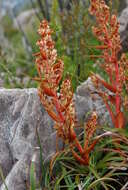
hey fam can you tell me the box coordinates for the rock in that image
[119,2,128,52]
[75,77,112,126]
[0,150,32,190]
[14,9,38,29]
[0,80,111,189]
[0,88,56,189]
[0,138,13,186]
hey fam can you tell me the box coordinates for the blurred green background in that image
[0,0,125,89]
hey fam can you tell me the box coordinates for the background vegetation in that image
[0,0,123,89]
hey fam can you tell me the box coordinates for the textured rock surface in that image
[119,1,128,52]
[0,138,13,186]
[0,88,55,190]
[75,78,111,126]
[0,79,111,189]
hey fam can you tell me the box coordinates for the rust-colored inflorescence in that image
[89,0,128,128]
[35,20,74,141]
[71,112,98,165]
[34,20,100,165]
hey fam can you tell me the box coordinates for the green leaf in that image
[87,177,117,190]
[30,161,36,190]
[0,165,8,190]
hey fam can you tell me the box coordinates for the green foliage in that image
[30,161,36,190]
[51,0,61,27]
[31,128,128,190]
[1,15,19,39]
[59,1,94,79]
[0,15,39,88]
[0,0,122,89]
[49,0,101,90]
[0,165,8,190]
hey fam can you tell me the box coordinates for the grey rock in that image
[75,77,112,126]
[119,4,128,52]
[0,80,111,189]
[0,88,56,190]
[14,9,38,29]
[0,150,32,190]
[0,138,13,186]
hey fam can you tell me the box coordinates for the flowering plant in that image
[34,0,128,166]
[89,0,128,129]
[34,20,102,165]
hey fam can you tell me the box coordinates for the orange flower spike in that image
[84,112,97,152]
[34,20,67,129]
[35,20,78,143]
[89,0,127,129]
